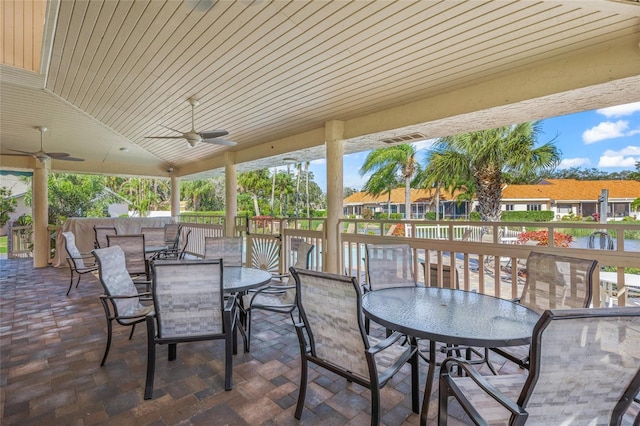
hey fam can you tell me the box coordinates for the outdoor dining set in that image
[59,226,640,425]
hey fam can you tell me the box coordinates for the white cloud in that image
[596,102,640,118]
[558,158,590,169]
[597,146,640,168]
[582,120,629,144]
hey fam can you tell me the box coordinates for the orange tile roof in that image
[343,187,464,204]
[343,180,640,204]
[501,179,640,201]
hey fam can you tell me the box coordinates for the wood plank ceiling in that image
[1,0,639,179]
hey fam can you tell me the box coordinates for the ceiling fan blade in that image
[7,148,36,155]
[199,129,229,139]
[201,138,237,146]
[144,136,187,139]
[46,152,72,158]
[1,152,33,157]
[54,156,85,162]
[159,124,186,135]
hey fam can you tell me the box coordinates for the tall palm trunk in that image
[270,168,276,216]
[305,161,310,217]
[404,176,411,219]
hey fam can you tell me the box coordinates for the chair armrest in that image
[100,292,151,300]
[294,322,312,354]
[248,283,295,303]
[224,294,237,312]
[440,357,525,419]
[367,331,407,355]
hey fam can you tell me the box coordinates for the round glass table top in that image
[362,287,540,347]
[223,266,272,293]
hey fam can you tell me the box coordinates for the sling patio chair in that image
[92,246,154,366]
[145,258,237,399]
[93,225,117,249]
[364,243,417,335]
[106,234,150,286]
[62,231,98,296]
[204,236,243,266]
[438,307,640,426]
[488,251,598,370]
[242,240,314,352]
[290,267,420,426]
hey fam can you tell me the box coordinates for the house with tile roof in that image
[343,179,640,220]
[501,179,640,220]
[343,187,470,219]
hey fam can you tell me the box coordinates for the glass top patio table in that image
[223,266,272,293]
[361,286,540,426]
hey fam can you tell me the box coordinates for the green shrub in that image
[469,212,481,221]
[501,211,554,222]
[362,208,374,220]
[424,212,437,220]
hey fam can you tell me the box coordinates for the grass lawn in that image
[0,235,7,254]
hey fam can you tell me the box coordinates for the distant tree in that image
[344,187,359,198]
[361,171,400,219]
[360,144,419,219]
[23,173,110,225]
[416,122,560,222]
[181,178,224,211]
[238,170,272,216]
[0,187,17,227]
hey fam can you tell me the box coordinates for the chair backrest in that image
[164,223,182,248]
[588,231,615,250]
[519,252,597,312]
[204,237,242,266]
[141,227,166,247]
[151,259,224,339]
[292,241,314,269]
[92,246,145,317]
[365,243,416,289]
[106,234,147,277]
[177,229,191,259]
[291,268,370,379]
[519,307,640,425]
[93,225,117,249]
[427,263,459,289]
[62,231,86,269]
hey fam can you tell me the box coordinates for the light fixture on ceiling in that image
[119,147,129,152]
[282,157,297,164]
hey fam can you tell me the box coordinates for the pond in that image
[571,236,640,252]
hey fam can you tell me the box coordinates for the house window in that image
[527,204,541,211]
[504,204,514,211]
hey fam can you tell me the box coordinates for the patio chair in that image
[242,241,314,351]
[141,226,166,248]
[163,223,182,249]
[204,236,242,266]
[438,307,640,426]
[151,229,191,261]
[145,259,237,399]
[107,234,150,284]
[92,246,154,366]
[588,230,615,250]
[290,268,420,425]
[93,225,116,249]
[364,243,417,335]
[488,251,598,369]
[62,231,98,296]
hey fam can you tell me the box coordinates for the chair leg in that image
[410,338,419,414]
[371,387,381,426]
[66,270,75,296]
[100,319,113,367]
[168,343,177,361]
[225,333,233,391]
[294,355,308,420]
[245,308,252,353]
[128,323,136,340]
[438,374,450,426]
[75,272,82,288]
[144,317,156,400]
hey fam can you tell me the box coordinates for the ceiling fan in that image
[4,127,85,162]
[145,97,236,148]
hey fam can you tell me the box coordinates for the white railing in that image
[339,218,640,307]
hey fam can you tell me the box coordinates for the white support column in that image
[325,120,344,274]
[224,152,237,237]
[170,175,181,221]
[32,161,49,268]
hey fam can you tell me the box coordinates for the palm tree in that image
[361,171,400,218]
[359,144,419,219]
[416,122,560,222]
[238,170,271,216]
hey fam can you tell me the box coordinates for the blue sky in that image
[307,101,640,193]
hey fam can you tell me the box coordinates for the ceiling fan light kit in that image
[145,97,236,148]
